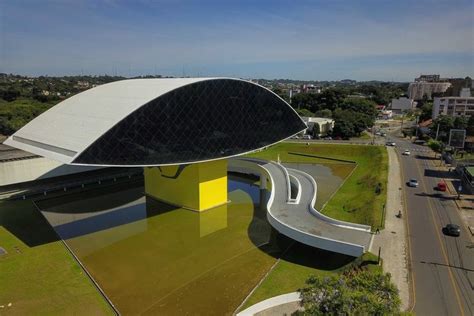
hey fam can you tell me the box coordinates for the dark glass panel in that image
[74,79,305,165]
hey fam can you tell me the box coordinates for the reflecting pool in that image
[35,163,351,315]
[37,176,282,315]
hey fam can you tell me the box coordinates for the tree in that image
[2,88,20,102]
[332,108,374,138]
[433,115,454,141]
[332,111,355,138]
[312,123,320,138]
[296,108,314,117]
[271,87,289,103]
[297,270,400,315]
[291,93,318,112]
[419,102,433,121]
[315,89,346,111]
[427,139,442,156]
[454,116,468,130]
[467,115,474,136]
[340,98,377,118]
[314,109,332,118]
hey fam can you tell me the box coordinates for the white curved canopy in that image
[4,78,217,163]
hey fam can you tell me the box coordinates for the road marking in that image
[413,151,465,316]
[398,147,417,313]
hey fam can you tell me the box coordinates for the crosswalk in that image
[397,147,431,153]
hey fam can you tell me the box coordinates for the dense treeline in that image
[0,74,129,135]
[1,74,404,138]
[288,86,396,138]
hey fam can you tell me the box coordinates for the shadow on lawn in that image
[0,200,59,247]
[281,241,356,271]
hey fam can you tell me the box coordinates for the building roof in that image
[301,117,334,124]
[5,78,306,166]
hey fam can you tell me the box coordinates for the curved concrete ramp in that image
[229,158,373,257]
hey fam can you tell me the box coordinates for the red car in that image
[437,181,447,192]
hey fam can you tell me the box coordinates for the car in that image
[443,224,461,237]
[436,181,447,191]
[381,132,387,137]
[386,141,396,146]
[407,179,418,187]
[323,136,332,140]
[402,149,411,156]
[302,135,312,140]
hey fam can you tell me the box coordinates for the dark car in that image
[443,224,461,237]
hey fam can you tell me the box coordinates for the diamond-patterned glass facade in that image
[73,79,306,166]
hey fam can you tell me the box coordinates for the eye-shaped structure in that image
[5,78,306,166]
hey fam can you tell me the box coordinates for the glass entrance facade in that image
[74,79,305,165]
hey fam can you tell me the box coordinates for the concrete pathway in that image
[236,292,301,316]
[371,146,410,311]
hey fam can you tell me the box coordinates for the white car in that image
[402,150,411,156]
[408,179,419,187]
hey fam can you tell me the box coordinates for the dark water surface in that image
[39,177,280,315]
[38,165,350,315]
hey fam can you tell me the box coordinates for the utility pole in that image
[435,124,440,140]
[372,126,376,145]
[415,116,419,139]
[400,110,404,136]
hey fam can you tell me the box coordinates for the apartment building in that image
[432,96,474,119]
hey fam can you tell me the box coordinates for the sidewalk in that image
[371,147,410,311]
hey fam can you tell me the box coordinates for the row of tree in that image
[432,115,474,142]
[297,269,400,315]
[289,89,378,138]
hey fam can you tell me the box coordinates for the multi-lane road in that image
[393,135,474,315]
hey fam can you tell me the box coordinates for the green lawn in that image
[249,142,388,229]
[0,200,112,315]
[354,131,372,140]
[454,152,474,161]
[241,243,380,310]
[240,142,388,309]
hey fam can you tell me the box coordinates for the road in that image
[393,135,474,315]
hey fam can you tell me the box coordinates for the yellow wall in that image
[144,160,228,211]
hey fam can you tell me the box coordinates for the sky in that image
[0,0,473,81]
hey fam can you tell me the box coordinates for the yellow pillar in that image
[144,159,228,211]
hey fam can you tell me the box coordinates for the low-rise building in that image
[432,96,474,119]
[301,117,334,137]
[379,110,393,119]
[390,97,417,113]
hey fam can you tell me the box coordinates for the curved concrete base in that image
[229,158,373,257]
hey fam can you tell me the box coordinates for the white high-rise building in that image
[432,96,474,119]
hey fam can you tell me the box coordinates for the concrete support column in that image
[260,173,267,190]
[144,159,228,212]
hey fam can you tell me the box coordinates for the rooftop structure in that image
[5,78,306,167]
[415,74,441,82]
[301,117,334,137]
[390,97,417,113]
